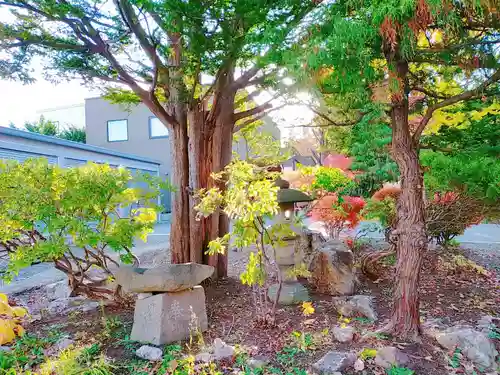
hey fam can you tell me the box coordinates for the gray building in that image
[0,126,163,220]
[85,96,281,213]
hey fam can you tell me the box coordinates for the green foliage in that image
[448,347,462,369]
[386,366,415,375]
[422,109,500,158]
[0,159,163,297]
[12,116,86,144]
[195,159,297,321]
[59,126,86,143]
[311,167,354,195]
[237,127,292,167]
[348,115,399,197]
[363,198,397,230]
[23,116,58,137]
[421,151,500,203]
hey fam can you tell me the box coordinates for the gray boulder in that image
[436,326,498,370]
[45,338,75,357]
[46,296,100,316]
[374,346,409,369]
[136,345,163,361]
[213,338,235,361]
[268,283,310,305]
[309,240,355,296]
[312,351,356,374]
[46,280,71,301]
[332,295,377,321]
[247,356,269,369]
[332,326,355,343]
[116,263,214,293]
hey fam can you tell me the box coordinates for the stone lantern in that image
[268,178,313,305]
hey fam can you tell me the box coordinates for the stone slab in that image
[116,263,214,293]
[131,286,208,345]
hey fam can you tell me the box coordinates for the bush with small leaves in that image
[0,159,166,299]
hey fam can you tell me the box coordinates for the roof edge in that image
[0,126,162,165]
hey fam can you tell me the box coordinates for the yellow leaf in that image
[0,301,14,317]
[321,328,329,336]
[0,294,8,304]
[0,319,17,345]
[12,306,27,318]
[360,348,377,360]
[15,325,25,337]
[302,302,315,316]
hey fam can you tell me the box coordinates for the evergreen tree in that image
[287,0,500,338]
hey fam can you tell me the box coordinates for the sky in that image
[0,79,98,126]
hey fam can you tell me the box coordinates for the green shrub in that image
[0,159,166,299]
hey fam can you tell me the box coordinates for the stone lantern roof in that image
[275,178,312,203]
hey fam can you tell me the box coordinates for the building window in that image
[107,119,128,142]
[149,117,169,139]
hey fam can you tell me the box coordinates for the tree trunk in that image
[187,79,235,276]
[386,60,427,340]
[169,122,191,264]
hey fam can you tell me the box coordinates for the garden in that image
[0,0,499,374]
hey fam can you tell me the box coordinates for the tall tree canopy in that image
[0,0,318,275]
[285,0,500,338]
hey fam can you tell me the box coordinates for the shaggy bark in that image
[385,59,427,339]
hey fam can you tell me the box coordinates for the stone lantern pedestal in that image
[116,263,214,345]
[268,236,310,305]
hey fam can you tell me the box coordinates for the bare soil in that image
[23,245,500,375]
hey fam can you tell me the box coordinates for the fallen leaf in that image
[303,319,316,325]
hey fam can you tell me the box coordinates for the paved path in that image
[1,220,498,295]
[354,222,500,244]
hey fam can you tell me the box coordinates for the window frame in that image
[107,119,129,142]
[148,116,169,139]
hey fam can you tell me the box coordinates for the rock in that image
[374,346,409,369]
[353,358,364,372]
[268,282,309,305]
[116,263,214,293]
[312,351,356,374]
[46,280,71,301]
[332,295,377,321]
[247,356,269,369]
[309,240,355,296]
[213,338,235,360]
[136,345,163,361]
[131,286,208,345]
[435,326,498,370]
[477,315,498,334]
[46,297,100,316]
[332,326,354,343]
[195,352,212,363]
[0,346,11,352]
[45,338,75,357]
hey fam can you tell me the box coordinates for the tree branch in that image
[309,106,363,127]
[1,39,90,52]
[411,87,450,100]
[231,65,261,91]
[234,102,273,122]
[412,68,500,142]
[113,0,161,66]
